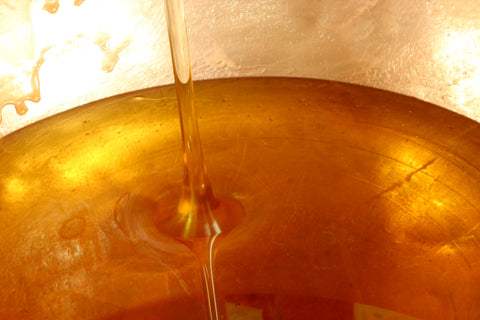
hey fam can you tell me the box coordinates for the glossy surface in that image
[1,77,480,319]
[1,0,480,135]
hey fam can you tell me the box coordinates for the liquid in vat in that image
[1,0,470,319]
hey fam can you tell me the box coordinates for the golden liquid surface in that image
[1,78,480,319]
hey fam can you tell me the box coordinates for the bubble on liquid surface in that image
[59,216,86,239]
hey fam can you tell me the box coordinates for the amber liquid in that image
[2,76,466,319]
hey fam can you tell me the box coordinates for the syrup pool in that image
[2,77,476,319]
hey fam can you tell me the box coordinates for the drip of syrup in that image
[43,0,59,14]
[115,0,244,319]
[1,0,90,125]
[0,46,49,124]
[160,0,245,317]
[0,0,131,127]
[94,31,132,73]
[43,0,86,13]
[160,0,244,240]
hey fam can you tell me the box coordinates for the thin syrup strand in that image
[164,0,219,238]
[163,1,227,319]
[208,234,221,320]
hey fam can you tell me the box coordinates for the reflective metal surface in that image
[1,78,480,319]
[1,0,480,135]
